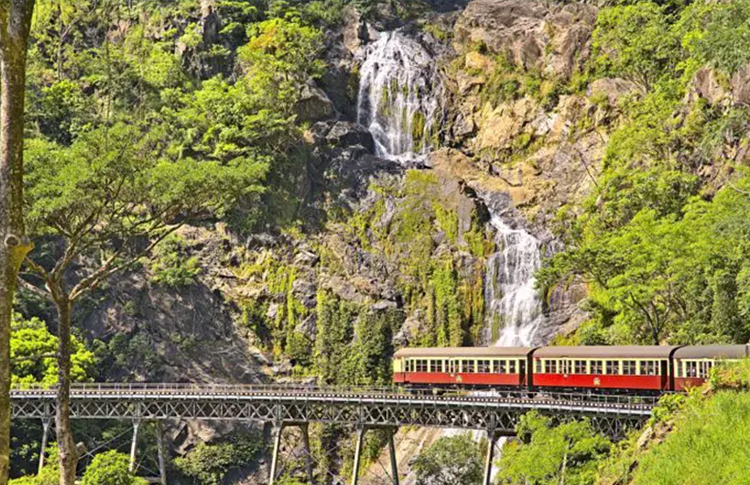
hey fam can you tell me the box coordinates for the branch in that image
[16,277,53,302]
[69,224,183,301]
[23,258,50,281]
[11,353,56,365]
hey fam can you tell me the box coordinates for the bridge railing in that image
[11,382,664,409]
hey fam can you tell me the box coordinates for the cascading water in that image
[357,31,443,162]
[484,215,545,347]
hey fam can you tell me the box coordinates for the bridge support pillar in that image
[269,423,285,485]
[38,418,51,474]
[483,430,498,485]
[129,419,141,473]
[155,421,167,485]
[300,423,314,484]
[387,427,399,485]
[351,426,368,485]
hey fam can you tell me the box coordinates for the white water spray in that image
[357,31,442,162]
[485,215,544,347]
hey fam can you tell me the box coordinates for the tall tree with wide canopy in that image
[21,123,267,485]
[0,2,35,483]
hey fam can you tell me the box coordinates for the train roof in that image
[673,345,749,359]
[533,346,681,359]
[394,347,534,358]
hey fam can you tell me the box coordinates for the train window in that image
[544,360,555,373]
[574,360,587,374]
[606,361,619,375]
[590,361,603,374]
[416,360,429,373]
[559,360,572,374]
[428,360,438,373]
[685,361,698,378]
[622,361,638,375]
[509,360,516,374]
[497,360,507,373]
[640,361,658,376]
[477,360,491,373]
[534,360,541,373]
[405,360,413,372]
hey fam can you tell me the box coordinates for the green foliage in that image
[497,411,611,485]
[592,3,681,90]
[633,389,750,484]
[81,450,148,485]
[11,313,95,385]
[239,17,325,109]
[542,1,750,346]
[412,434,483,485]
[10,445,59,485]
[150,234,202,288]
[313,290,401,385]
[173,434,262,485]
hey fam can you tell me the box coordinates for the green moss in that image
[411,111,426,151]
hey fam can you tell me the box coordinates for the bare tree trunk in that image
[0,2,36,483]
[53,293,77,485]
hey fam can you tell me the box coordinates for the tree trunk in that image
[0,2,36,483]
[54,295,77,485]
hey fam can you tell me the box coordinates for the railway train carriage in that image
[532,346,678,392]
[393,345,750,393]
[393,347,533,388]
[672,345,750,391]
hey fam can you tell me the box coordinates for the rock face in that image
[454,0,597,79]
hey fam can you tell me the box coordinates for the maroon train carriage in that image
[531,346,679,392]
[672,345,750,391]
[392,347,534,389]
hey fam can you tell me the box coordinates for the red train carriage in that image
[532,346,679,392]
[393,347,534,388]
[672,345,749,391]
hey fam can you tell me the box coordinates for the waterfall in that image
[357,31,442,162]
[485,215,544,346]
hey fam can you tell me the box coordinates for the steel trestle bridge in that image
[11,384,659,485]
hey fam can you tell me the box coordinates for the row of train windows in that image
[534,360,661,376]
[677,361,713,378]
[403,359,525,374]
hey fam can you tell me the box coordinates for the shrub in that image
[81,450,148,485]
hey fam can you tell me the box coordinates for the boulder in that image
[295,83,335,122]
[587,77,639,106]
[690,67,729,105]
[732,65,750,106]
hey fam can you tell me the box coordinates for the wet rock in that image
[326,121,376,152]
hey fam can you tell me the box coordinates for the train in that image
[392,345,750,393]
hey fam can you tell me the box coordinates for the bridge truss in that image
[11,384,658,485]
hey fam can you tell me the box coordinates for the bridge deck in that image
[12,384,657,439]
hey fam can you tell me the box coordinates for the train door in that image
[447,360,459,385]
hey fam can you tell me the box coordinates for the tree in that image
[592,3,681,91]
[21,122,266,485]
[412,434,483,485]
[11,313,95,386]
[80,451,147,485]
[497,411,611,485]
[0,2,36,483]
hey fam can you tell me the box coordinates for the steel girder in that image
[12,395,649,440]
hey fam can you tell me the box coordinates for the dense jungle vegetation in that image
[3,0,750,484]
